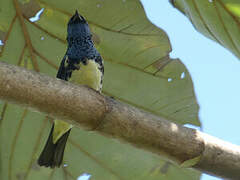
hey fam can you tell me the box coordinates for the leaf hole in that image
[77,173,91,180]
[181,72,185,79]
[29,8,44,22]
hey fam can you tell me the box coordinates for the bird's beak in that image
[72,10,86,23]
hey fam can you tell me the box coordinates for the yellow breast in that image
[70,60,102,92]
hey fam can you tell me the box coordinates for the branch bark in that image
[0,61,239,179]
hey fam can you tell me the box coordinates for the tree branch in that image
[0,61,239,179]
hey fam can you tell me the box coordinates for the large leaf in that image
[171,0,240,60]
[0,0,200,179]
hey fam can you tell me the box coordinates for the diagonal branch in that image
[0,61,239,179]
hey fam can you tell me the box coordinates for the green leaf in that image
[0,0,200,179]
[171,0,240,59]
[226,3,240,17]
[181,156,202,168]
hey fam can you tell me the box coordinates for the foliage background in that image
[1,0,240,180]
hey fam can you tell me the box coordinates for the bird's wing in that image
[94,55,104,91]
[56,55,74,81]
[56,54,67,80]
[94,55,104,76]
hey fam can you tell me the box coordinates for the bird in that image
[37,10,104,168]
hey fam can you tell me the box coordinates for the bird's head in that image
[67,10,91,41]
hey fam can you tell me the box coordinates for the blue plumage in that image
[66,11,99,60]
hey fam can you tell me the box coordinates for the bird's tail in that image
[38,125,71,168]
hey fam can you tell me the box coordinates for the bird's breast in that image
[69,59,103,92]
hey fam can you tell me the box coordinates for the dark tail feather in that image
[38,125,71,168]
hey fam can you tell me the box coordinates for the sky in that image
[141,0,240,180]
